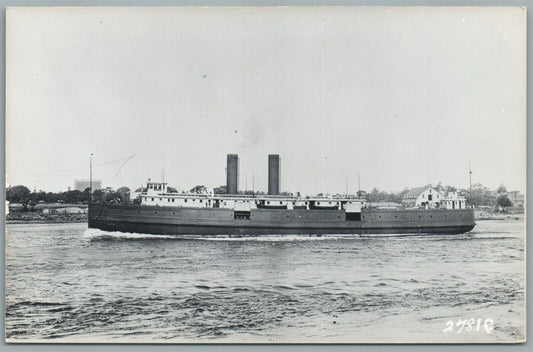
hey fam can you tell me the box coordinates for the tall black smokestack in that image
[226,154,239,194]
[268,154,280,195]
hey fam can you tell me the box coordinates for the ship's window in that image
[317,202,320,205]
[172,199,175,202]
[160,198,162,201]
[155,211,158,214]
[151,198,154,201]
[185,199,187,203]
[200,200,203,203]
[172,212,175,215]
[224,202,226,205]
[267,201,270,204]
[280,201,282,204]
[168,199,170,202]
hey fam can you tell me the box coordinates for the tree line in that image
[6,182,518,209]
[5,185,132,208]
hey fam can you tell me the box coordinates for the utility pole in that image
[469,161,472,192]
[469,161,473,207]
[89,153,93,203]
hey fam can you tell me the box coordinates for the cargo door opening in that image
[345,212,361,221]
[234,210,251,220]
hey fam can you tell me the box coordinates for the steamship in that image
[88,154,475,236]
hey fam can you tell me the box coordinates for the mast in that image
[345,176,348,197]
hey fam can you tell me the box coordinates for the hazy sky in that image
[6,7,526,194]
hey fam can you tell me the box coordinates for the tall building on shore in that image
[74,179,102,191]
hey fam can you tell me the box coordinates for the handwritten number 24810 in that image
[443,318,494,334]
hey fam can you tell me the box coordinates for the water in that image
[5,220,525,343]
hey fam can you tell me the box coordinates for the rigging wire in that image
[37,154,137,176]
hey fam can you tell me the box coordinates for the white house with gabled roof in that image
[402,186,443,208]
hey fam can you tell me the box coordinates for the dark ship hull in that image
[88,203,475,236]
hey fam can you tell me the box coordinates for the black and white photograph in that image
[4,6,526,343]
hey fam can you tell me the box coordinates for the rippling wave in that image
[5,220,525,343]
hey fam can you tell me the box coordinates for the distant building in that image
[402,186,443,208]
[441,191,467,210]
[74,179,102,191]
[508,191,524,208]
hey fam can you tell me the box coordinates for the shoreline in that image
[5,217,523,225]
[5,213,88,224]
[6,220,88,224]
